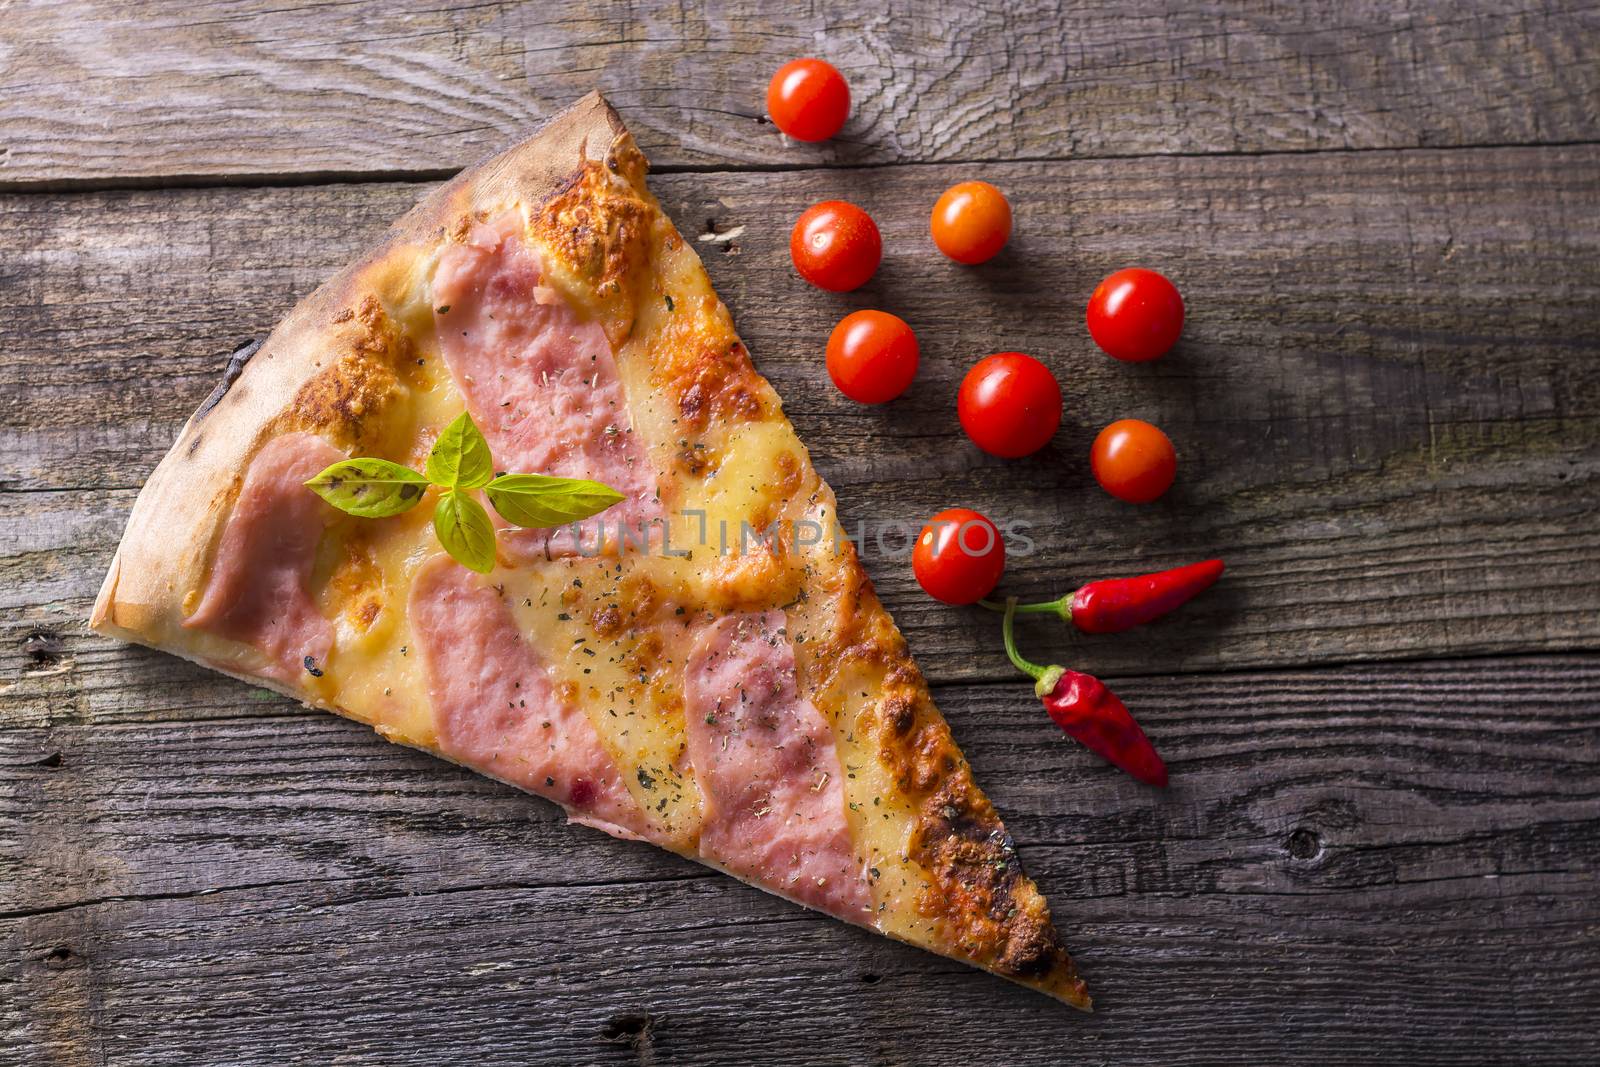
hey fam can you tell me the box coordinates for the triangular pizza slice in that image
[90,93,1089,1008]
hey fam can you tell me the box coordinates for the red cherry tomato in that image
[957,352,1063,458]
[766,59,850,142]
[930,181,1012,265]
[826,310,919,404]
[1086,268,1185,362]
[913,507,1006,605]
[790,200,882,292]
[1091,419,1177,503]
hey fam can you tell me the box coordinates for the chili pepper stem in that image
[1001,598,1066,697]
[980,596,1071,620]
[1000,598,1043,679]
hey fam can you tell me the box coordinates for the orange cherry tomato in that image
[930,181,1012,264]
[913,507,1006,605]
[826,310,919,404]
[1091,419,1177,503]
[1086,268,1185,362]
[767,58,850,142]
[790,200,882,292]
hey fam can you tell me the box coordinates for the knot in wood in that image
[1286,827,1323,861]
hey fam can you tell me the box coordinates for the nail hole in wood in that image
[23,631,64,667]
[600,1012,655,1044]
[860,972,882,985]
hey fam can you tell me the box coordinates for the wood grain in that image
[3,0,1598,187]
[3,147,1597,682]
[4,655,1597,1065]
[4,14,1600,1060]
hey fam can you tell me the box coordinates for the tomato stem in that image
[1001,597,1048,682]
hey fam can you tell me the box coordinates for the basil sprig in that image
[305,411,624,574]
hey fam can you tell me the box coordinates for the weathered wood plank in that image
[3,0,1598,186]
[4,656,1597,1064]
[3,147,1598,681]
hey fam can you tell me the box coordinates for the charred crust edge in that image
[193,338,263,423]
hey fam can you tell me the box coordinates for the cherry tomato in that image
[790,200,882,292]
[1086,268,1185,362]
[930,181,1012,265]
[913,507,1005,605]
[1091,419,1177,503]
[957,352,1063,458]
[826,310,919,404]
[766,58,850,142]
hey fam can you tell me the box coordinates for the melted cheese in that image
[784,500,940,943]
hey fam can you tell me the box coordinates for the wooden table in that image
[4,3,1598,1063]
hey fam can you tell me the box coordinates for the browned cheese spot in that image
[529,154,653,343]
[326,525,387,634]
[290,295,408,450]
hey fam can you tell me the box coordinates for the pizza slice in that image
[90,92,1090,1009]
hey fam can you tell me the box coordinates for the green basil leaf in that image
[304,459,429,518]
[484,473,626,528]
[425,411,494,489]
[432,489,497,573]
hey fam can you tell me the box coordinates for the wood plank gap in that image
[6,137,1599,197]
[8,649,1594,737]
[0,870,721,926]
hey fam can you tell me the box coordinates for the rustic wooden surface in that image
[5,0,1600,186]
[3,1,1599,1064]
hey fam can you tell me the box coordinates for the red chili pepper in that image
[1036,668,1168,785]
[1001,598,1168,786]
[983,558,1224,634]
[1070,558,1225,634]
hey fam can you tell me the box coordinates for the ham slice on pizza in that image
[91,93,1090,1008]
